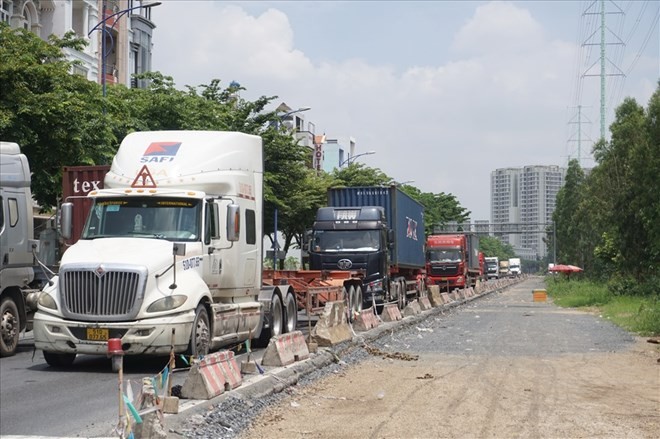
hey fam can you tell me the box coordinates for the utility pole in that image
[582,0,625,141]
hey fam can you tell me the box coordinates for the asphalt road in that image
[0,315,318,437]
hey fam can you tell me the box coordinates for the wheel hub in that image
[1,310,17,346]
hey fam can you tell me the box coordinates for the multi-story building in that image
[491,165,565,259]
[321,137,356,172]
[2,0,157,89]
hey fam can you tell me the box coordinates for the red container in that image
[107,338,123,356]
[61,165,110,246]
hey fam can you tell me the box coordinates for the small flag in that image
[179,354,189,366]
[123,395,143,424]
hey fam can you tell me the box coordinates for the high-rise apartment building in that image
[491,165,565,259]
[2,0,157,89]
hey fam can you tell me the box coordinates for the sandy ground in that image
[240,338,660,439]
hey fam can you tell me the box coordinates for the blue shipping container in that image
[328,186,425,269]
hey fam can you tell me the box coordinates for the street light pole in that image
[88,1,162,97]
[339,150,375,167]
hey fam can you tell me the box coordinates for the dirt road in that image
[241,279,660,439]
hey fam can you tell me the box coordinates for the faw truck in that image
[307,186,426,311]
[0,142,45,357]
[33,131,326,367]
[425,233,480,291]
[484,256,499,280]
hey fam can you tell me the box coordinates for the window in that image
[8,198,18,227]
[246,209,256,244]
[0,196,4,230]
[1,0,10,24]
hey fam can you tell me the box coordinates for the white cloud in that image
[152,1,655,220]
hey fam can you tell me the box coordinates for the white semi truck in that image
[0,142,44,357]
[33,131,305,367]
[508,258,521,277]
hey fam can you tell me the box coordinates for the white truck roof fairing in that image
[0,142,31,188]
[104,131,263,197]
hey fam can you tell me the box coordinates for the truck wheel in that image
[186,305,210,358]
[0,297,20,357]
[347,285,357,321]
[43,351,76,368]
[389,281,399,303]
[284,291,298,333]
[256,293,284,347]
[418,277,427,298]
[354,285,364,314]
[398,280,407,310]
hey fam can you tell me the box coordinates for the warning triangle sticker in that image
[131,165,157,188]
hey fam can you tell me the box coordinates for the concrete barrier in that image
[427,285,443,307]
[311,301,353,346]
[353,306,379,332]
[181,350,242,400]
[403,299,422,317]
[440,292,452,304]
[451,290,462,301]
[261,330,310,367]
[418,296,432,311]
[381,303,403,322]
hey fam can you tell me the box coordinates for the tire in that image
[398,279,407,310]
[43,351,76,368]
[283,291,298,333]
[418,277,427,298]
[186,305,210,358]
[0,296,20,357]
[255,293,285,347]
[354,285,364,314]
[388,281,399,303]
[348,285,357,321]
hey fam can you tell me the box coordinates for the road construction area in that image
[180,277,660,439]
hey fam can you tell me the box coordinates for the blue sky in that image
[151,1,659,220]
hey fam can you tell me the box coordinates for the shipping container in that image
[61,165,110,245]
[327,186,425,269]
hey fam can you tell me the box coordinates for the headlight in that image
[38,292,58,310]
[147,295,187,313]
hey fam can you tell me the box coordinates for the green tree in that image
[552,159,586,265]
[479,236,515,261]
[0,25,114,208]
[331,162,393,186]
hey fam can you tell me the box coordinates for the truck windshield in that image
[427,249,461,263]
[486,261,497,268]
[311,230,379,252]
[82,197,201,242]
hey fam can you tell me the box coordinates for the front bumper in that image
[33,309,195,356]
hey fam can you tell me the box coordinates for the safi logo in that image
[140,142,182,163]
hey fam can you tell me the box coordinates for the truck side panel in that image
[327,186,425,268]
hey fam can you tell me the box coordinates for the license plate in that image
[440,277,447,281]
[86,328,109,341]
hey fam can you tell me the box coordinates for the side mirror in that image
[60,202,73,240]
[226,203,240,242]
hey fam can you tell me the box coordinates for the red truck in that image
[425,233,480,291]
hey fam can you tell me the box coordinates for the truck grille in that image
[60,265,147,321]
[430,264,459,276]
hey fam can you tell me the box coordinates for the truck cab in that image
[308,206,387,307]
[485,256,499,279]
[0,142,42,357]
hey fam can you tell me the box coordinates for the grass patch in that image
[545,277,660,336]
